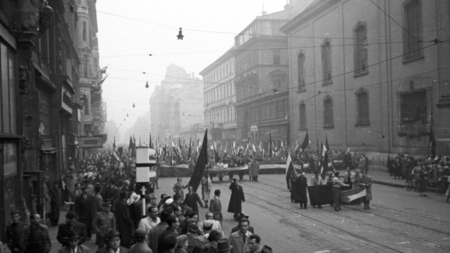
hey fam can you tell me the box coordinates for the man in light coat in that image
[228,218,252,253]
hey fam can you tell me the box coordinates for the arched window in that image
[321,40,332,83]
[356,90,370,125]
[298,52,305,90]
[323,97,334,128]
[354,23,368,75]
[299,103,307,130]
[403,0,423,61]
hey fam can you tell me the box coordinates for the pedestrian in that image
[202,230,222,253]
[148,211,170,253]
[92,184,103,222]
[253,159,260,182]
[173,178,188,202]
[57,231,89,253]
[175,235,188,253]
[209,189,223,224]
[138,205,161,246]
[228,218,252,253]
[417,173,428,197]
[114,191,135,248]
[332,172,349,211]
[358,171,373,209]
[95,230,129,253]
[310,171,325,208]
[245,234,261,253]
[231,214,254,234]
[198,212,223,236]
[74,185,94,241]
[343,167,354,189]
[129,229,152,253]
[183,185,204,216]
[24,213,52,253]
[158,215,180,253]
[201,174,212,208]
[92,201,116,249]
[5,210,26,253]
[294,171,308,209]
[186,224,203,253]
[57,211,87,248]
[227,178,245,221]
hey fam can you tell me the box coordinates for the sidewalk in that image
[369,169,439,193]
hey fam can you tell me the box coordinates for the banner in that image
[307,185,333,206]
[188,129,208,192]
[340,187,366,203]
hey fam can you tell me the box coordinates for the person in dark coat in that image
[157,215,180,253]
[183,186,204,216]
[49,181,62,226]
[56,211,87,248]
[114,191,135,248]
[148,211,170,253]
[295,172,308,209]
[95,230,129,253]
[129,229,152,253]
[24,213,52,253]
[74,186,94,240]
[227,178,245,220]
[5,210,26,253]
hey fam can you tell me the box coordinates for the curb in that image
[373,180,439,193]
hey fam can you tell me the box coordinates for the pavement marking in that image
[395,242,410,245]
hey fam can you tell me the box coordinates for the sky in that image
[96,0,293,140]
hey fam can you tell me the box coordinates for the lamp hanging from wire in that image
[145,81,149,88]
[133,103,135,108]
[177,28,184,40]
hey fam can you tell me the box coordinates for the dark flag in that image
[113,137,116,150]
[188,138,192,160]
[325,134,330,152]
[429,125,436,157]
[118,146,123,157]
[128,136,133,151]
[321,144,329,174]
[269,133,272,157]
[285,154,295,189]
[189,129,208,192]
[300,131,309,153]
[149,134,153,148]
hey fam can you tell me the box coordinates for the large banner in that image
[307,185,333,206]
[340,187,366,203]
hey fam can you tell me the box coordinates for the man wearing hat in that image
[92,201,115,249]
[129,229,151,253]
[74,185,94,241]
[57,211,87,248]
[217,238,233,253]
[96,230,129,253]
[57,231,89,253]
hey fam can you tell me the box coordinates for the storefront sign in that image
[61,87,73,114]
[250,125,258,132]
[3,143,17,177]
[79,136,104,148]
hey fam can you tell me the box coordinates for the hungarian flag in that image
[113,137,116,150]
[320,144,328,174]
[341,187,366,203]
[149,134,153,148]
[429,125,436,157]
[325,134,330,151]
[285,154,295,189]
[188,138,192,160]
[189,129,208,192]
[269,133,273,157]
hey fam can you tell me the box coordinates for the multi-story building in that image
[282,0,450,156]
[200,48,236,142]
[150,64,204,140]
[0,0,98,232]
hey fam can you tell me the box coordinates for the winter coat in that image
[227,183,245,214]
[294,176,308,203]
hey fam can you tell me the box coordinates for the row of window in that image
[204,61,235,86]
[0,43,17,135]
[205,82,235,105]
[205,107,236,125]
[237,100,289,124]
[298,0,422,90]
[299,91,369,129]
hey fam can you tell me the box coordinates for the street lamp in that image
[145,81,149,88]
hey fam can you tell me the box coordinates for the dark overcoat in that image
[294,176,308,204]
[74,194,93,231]
[227,183,245,214]
[114,199,134,248]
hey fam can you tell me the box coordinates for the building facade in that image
[0,0,103,235]
[150,64,204,140]
[282,0,450,156]
[200,48,236,142]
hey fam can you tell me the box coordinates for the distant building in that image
[200,48,236,142]
[150,64,204,140]
[282,0,450,155]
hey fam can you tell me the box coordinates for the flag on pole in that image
[269,133,272,157]
[113,137,116,150]
[300,131,310,153]
[188,138,192,160]
[325,134,330,151]
[285,154,295,189]
[320,144,328,174]
[189,129,208,192]
[429,125,436,157]
[149,134,152,148]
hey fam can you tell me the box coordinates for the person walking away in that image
[332,172,349,211]
[201,174,212,208]
[92,201,116,249]
[57,211,87,248]
[129,229,152,253]
[24,213,52,253]
[74,186,94,241]
[228,179,245,220]
[294,172,308,209]
[310,171,325,208]
[6,210,26,253]
[209,189,223,224]
[114,191,135,248]
[183,186,204,216]
[228,218,252,253]
[358,171,373,209]
[57,231,89,253]
[95,230,129,253]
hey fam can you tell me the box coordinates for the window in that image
[0,43,17,134]
[82,21,87,41]
[321,40,332,83]
[299,103,307,130]
[354,23,368,75]
[403,0,423,61]
[323,97,334,128]
[356,90,370,125]
[298,52,305,90]
[273,50,281,65]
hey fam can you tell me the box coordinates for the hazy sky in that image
[97,0,292,139]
